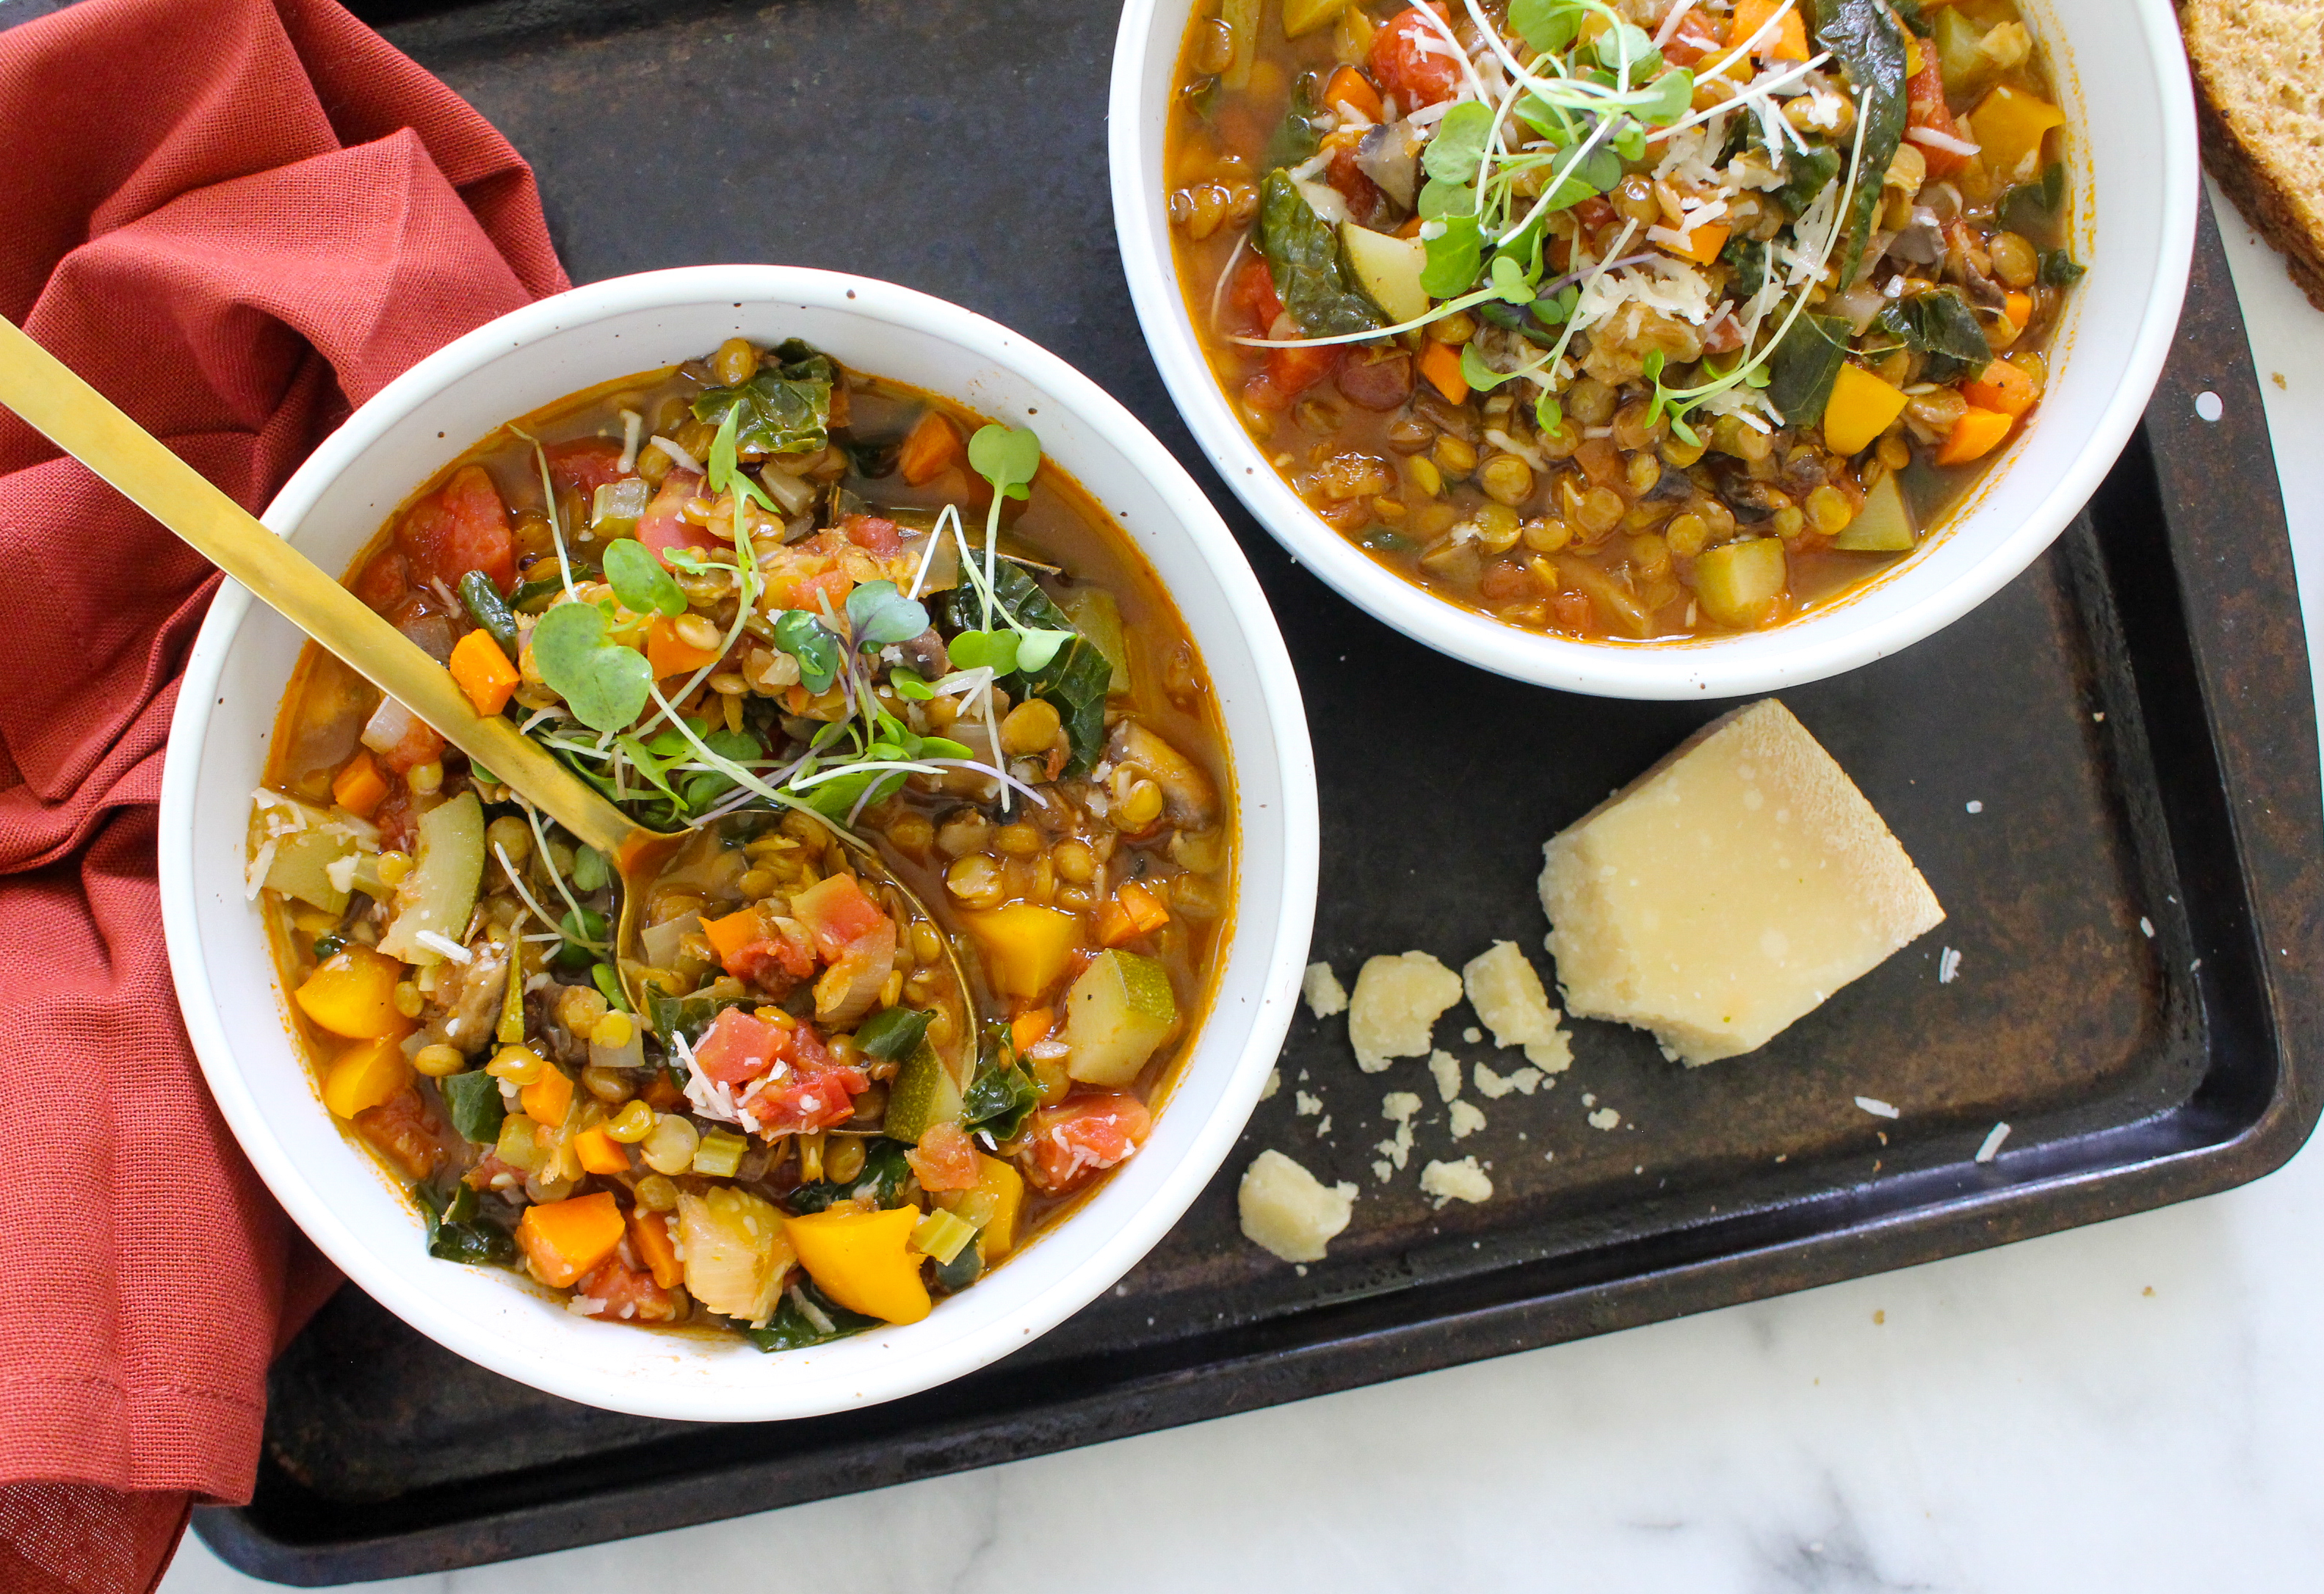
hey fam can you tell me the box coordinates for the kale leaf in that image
[692,346,836,457]
[961,1024,1040,1142]
[784,1138,914,1214]
[1814,0,1909,286]
[1254,169,1386,339]
[745,1280,880,1351]
[935,559,1112,775]
[441,1070,506,1144]
[1765,313,1853,426]
[1722,234,1770,300]
[1875,289,1991,385]
[419,1181,515,1266]
[1264,74,1322,173]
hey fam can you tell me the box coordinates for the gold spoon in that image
[0,314,971,1054]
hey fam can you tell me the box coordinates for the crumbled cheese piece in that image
[1855,1095,1900,1120]
[1427,1049,1463,1104]
[1975,1122,2013,1163]
[1462,1026,1483,1044]
[1238,1151,1358,1264]
[1588,1106,1621,1130]
[1449,1101,1487,1140]
[1461,941,1573,1073]
[1420,1156,1494,1208]
[1539,700,1944,1065]
[1347,952,1463,1072]
[1295,1091,1322,1117]
[1938,946,1962,985]
[1373,1090,1423,1172]
[1474,1060,1547,1099]
[1303,960,1350,1018]
[1261,1068,1280,1101]
[1372,1159,1394,1182]
[1316,1115,1332,1137]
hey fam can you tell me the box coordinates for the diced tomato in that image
[1479,557,1534,604]
[789,874,894,964]
[353,549,412,614]
[840,514,902,555]
[1326,142,1391,229]
[1366,4,1461,111]
[354,1088,441,1181]
[576,1253,682,1323]
[739,1027,870,1135]
[637,471,720,566]
[1659,11,1724,67]
[693,1007,790,1087]
[546,438,629,501]
[465,1151,524,1192]
[371,782,416,852]
[364,698,446,775]
[905,1122,981,1192]
[1905,56,1969,178]
[1244,344,1341,412]
[1024,1093,1153,1195]
[727,930,817,993]
[1549,587,1601,636]
[1228,253,1286,336]
[394,464,515,595]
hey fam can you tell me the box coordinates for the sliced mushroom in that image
[424,932,510,1054]
[1355,120,1425,212]
[1107,722,1220,830]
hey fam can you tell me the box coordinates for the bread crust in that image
[2182,0,2324,311]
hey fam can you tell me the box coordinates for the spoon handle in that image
[0,315,631,858]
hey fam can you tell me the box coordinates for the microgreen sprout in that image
[508,426,578,601]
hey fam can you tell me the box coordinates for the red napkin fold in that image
[0,0,566,1585]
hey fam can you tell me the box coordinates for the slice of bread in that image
[2182,0,2324,310]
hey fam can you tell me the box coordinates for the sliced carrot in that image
[516,1192,626,1289]
[1962,359,2040,419]
[521,1064,574,1127]
[1095,898,1137,949]
[1725,0,1807,67]
[897,409,963,487]
[571,1125,631,1175]
[628,1209,683,1289]
[1418,339,1469,405]
[449,627,520,717]
[330,750,388,819]
[644,615,723,678]
[1010,1007,1056,1056]
[2002,291,2034,335]
[1322,65,1384,125]
[1936,406,2015,466]
[1118,880,1171,933]
[1666,220,1730,267]
[701,908,764,964]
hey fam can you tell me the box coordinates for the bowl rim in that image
[156,264,1320,1420]
[1107,0,2199,700]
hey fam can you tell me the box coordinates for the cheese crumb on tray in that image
[1462,940,1572,1073]
[1303,960,1349,1018]
[1539,699,1944,1066]
[1239,1150,1357,1263]
[1420,1156,1493,1207]
[1347,952,1463,1072]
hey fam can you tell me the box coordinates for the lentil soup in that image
[1167,0,2080,640]
[252,337,1234,1347]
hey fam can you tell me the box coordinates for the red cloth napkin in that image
[0,0,566,1585]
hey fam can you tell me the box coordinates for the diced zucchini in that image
[1282,0,1348,39]
[883,1037,963,1145]
[1340,223,1430,325]
[1832,474,1917,552]
[590,477,653,537]
[1689,537,1788,628]
[1063,949,1179,1087]
[1058,587,1131,695]
[250,792,366,914]
[1220,0,1258,87]
[377,791,485,966]
[678,1187,794,1323]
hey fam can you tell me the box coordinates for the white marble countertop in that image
[162,184,2324,1593]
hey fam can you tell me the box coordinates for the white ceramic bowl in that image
[1110,0,2197,699]
[158,267,1318,1421]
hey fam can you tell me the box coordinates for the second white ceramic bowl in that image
[159,267,1318,1421]
[1110,0,2198,699]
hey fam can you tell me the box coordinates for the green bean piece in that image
[458,570,521,659]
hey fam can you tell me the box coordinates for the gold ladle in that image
[0,314,970,1051]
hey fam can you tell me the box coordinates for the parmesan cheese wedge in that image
[1538,699,1943,1065]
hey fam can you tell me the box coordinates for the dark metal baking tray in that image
[137,0,2317,1579]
